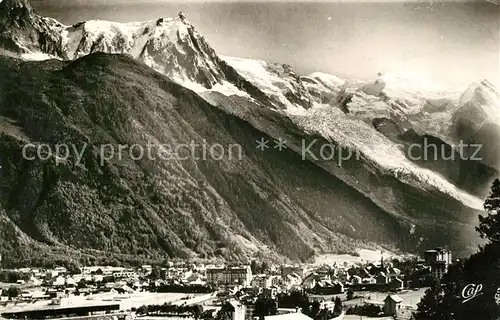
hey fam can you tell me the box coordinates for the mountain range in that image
[0,0,498,267]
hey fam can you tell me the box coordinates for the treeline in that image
[1,287,22,298]
[300,299,343,320]
[277,291,310,309]
[255,291,343,320]
[155,284,214,293]
[135,303,204,318]
[0,245,169,271]
[0,271,31,283]
[345,304,383,317]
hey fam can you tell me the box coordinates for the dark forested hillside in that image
[0,53,406,267]
[0,53,488,268]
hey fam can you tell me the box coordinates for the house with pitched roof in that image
[384,294,403,316]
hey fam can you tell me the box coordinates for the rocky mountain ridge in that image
[0,0,498,266]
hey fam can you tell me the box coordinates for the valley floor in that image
[0,292,214,314]
[313,249,401,266]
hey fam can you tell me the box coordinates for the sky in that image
[32,0,500,89]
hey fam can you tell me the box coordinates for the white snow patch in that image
[221,55,297,108]
[308,72,346,88]
[210,81,250,98]
[170,76,250,99]
[285,103,308,116]
[20,51,58,61]
[171,75,207,92]
[314,249,400,266]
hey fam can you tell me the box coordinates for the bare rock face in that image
[0,0,64,56]
[138,19,226,88]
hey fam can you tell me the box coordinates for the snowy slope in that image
[307,72,345,89]
[450,80,500,169]
[332,72,465,146]
[288,105,484,210]
[454,79,500,128]
[300,72,346,106]
[208,56,488,210]
[221,56,313,114]
[0,0,235,91]
[1,0,494,236]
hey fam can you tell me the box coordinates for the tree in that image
[254,297,278,318]
[149,266,161,280]
[277,290,310,313]
[137,305,148,315]
[309,300,320,318]
[77,278,87,288]
[260,261,269,273]
[251,260,258,274]
[192,304,203,320]
[415,285,444,320]
[476,178,500,241]
[333,297,343,316]
[217,302,235,320]
[6,286,21,298]
[346,288,354,300]
[316,307,331,320]
[415,179,500,320]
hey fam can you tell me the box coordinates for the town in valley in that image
[0,248,452,320]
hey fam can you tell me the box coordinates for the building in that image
[54,267,67,276]
[361,277,376,284]
[52,276,65,288]
[311,280,344,294]
[431,263,448,280]
[1,302,121,319]
[424,248,452,280]
[140,265,153,275]
[206,266,252,286]
[251,274,272,288]
[112,270,136,279]
[349,275,362,284]
[219,300,246,320]
[375,272,389,284]
[389,277,404,291]
[383,295,403,316]
[424,248,452,265]
[283,274,301,290]
[385,267,401,281]
[270,276,282,288]
[264,312,314,320]
[281,265,304,278]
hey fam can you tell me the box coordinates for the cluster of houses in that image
[0,247,453,320]
[1,248,453,297]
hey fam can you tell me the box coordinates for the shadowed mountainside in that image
[0,53,415,267]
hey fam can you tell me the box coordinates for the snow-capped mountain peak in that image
[63,16,228,89]
[379,72,448,93]
[453,79,500,136]
[0,3,228,89]
[458,79,500,116]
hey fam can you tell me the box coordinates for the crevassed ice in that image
[291,106,484,210]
